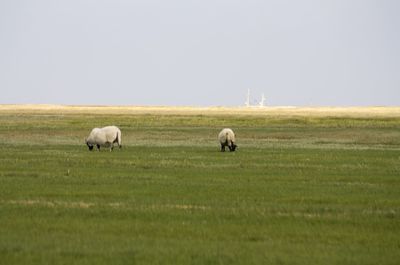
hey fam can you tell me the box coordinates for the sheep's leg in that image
[113,136,121,149]
[221,144,225,152]
[116,139,122,149]
[96,144,101,151]
[109,142,114,152]
[227,141,233,151]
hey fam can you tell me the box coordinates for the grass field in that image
[0,105,399,264]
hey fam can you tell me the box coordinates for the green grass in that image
[0,111,399,264]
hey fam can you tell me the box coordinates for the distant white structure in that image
[244,89,267,107]
[245,88,251,107]
[259,93,266,107]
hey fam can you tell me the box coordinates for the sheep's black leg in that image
[221,144,225,152]
[97,144,100,151]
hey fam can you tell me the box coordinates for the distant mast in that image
[245,88,251,107]
[259,93,266,107]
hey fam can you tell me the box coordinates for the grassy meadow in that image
[0,105,399,264]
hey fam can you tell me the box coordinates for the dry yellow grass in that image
[0,104,400,117]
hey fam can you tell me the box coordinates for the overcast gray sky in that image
[1,0,399,106]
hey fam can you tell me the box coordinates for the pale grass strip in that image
[2,200,397,218]
[4,199,94,209]
[1,199,209,211]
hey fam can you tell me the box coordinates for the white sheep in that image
[218,128,237,152]
[85,126,122,151]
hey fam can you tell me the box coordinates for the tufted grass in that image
[0,106,399,265]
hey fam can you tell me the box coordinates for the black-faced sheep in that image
[218,128,237,152]
[85,126,122,151]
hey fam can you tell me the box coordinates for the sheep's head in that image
[85,139,94,151]
[229,143,237,152]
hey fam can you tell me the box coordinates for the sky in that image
[1,0,399,106]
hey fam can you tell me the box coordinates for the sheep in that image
[218,128,237,152]
[85,126,122,151]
